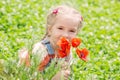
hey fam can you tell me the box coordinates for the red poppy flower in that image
[71,38,81,48]
[57,37,71,58]
[57,37,69,50]
[76,48,89,61]
[57,50,67,58]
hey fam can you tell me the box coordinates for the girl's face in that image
[49,15,79,49]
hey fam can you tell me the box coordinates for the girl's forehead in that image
[55,14,80,27]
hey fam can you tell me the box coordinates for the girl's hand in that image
[52,69,70,80]
[18,48,30,66]
[63,69,71,80]
[18,48,28,59]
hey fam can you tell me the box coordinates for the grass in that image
[0,0,120,80]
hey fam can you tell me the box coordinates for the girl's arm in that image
[18,42,48,67]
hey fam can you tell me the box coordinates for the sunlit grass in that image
[0,0,120,79]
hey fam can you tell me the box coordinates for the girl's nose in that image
[62,32,69,39]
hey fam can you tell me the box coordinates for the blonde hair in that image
[43,5,83,39]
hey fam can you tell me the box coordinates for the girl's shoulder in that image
[32,41,48,55]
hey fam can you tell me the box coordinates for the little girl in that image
[19,5,83,80]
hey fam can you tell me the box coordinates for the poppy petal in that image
[71,38,81,47]
[57,37,70,58]
[76,48,89,61]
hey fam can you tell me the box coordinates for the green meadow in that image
[0,0,120,80]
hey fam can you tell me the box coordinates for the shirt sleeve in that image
[32,42,48,62]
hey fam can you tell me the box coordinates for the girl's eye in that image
[58,27,63,30]
[70,30,75,33]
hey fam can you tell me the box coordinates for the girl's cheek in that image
[70,34,76,38]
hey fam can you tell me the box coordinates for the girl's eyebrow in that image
[58,25,77,30]
[70,27,77,30]
[58,25,64,27]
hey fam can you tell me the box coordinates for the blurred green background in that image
[0,0,120,79]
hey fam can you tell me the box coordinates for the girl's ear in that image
[47,25,52,37]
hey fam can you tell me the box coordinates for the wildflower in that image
[71,38,81,47]
[57,37,71,58]
[57,37,89,61]
[76,48,89,61]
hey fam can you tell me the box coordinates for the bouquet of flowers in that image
[57,37,89,61]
